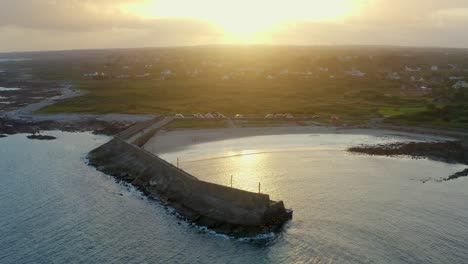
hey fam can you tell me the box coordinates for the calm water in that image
[1,131,468,263]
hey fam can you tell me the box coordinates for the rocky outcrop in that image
[27,134,56,140]
[88,137,291,237]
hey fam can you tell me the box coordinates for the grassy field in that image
[37,78,424,119]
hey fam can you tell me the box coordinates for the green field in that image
[37,78,424,119]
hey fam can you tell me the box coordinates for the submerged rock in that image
[27,134,56,140]
[0,134,7,138]
[442,168,468,182]
[348,141,468,165]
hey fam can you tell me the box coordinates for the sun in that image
[121,0,363,42]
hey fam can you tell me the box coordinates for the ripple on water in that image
[1,131,468,264]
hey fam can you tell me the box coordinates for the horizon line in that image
[1,43,468,55]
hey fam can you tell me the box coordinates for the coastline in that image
[143,125,456,154]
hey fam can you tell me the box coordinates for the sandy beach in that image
[143,125,456,154]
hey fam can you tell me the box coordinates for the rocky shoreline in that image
[348,140,468,182]
[0,117,132,136]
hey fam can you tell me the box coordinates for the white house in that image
[265,114,274,118]
[136,73,150,78]
[387,72,401,80]
[204,113,215,119]
[161,69,173,75]
[116,74,130,79]
[83,72,99,78]
[266,75,274,80]
[453,81,468,89]
[430,65,439,71]
[160,69,173,80]
[405,66,421,72]
[347,68,365,77]
[449,76,464,81]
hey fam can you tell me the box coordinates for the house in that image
[449,76,464,81]
[284,113,294,119]
[452,81,468,89]
[193,113,204,118]
[174,114,184,119]
[215,113,226,118]
[187,69,200,77]
[280,69,289,75]
[136,73,150,78]
[160,69,173,80]
[430,65,439,71]
[410,76,424,82]
[405,65,421,72]
[419,86,432,91]
[222,74,230,81]
[116,74,130,79]
[387,72,401,80]
[83,72,99,78]
[265,114,274,119]
[204,113,215,119]
[318,67,329,72]
[266,74,274,80]
[448,64,457,71]
[83,72,105,79]
[347,68,365,77]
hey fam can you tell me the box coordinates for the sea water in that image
[1,131,467,263]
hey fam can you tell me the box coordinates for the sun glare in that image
[121,0,363,42]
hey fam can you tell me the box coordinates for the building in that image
[453,81,468,89]
[405,65,421,72]
[347,68,365,77]
[387,72,401,80]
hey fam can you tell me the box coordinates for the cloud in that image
[1,0,468,51]
[267,0,468,48]
[0,0,145,31]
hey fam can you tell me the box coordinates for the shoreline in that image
[143,125,457,154]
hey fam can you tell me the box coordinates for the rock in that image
[27,134,56,140]
[443,168,468,182]
[0,134,7,138]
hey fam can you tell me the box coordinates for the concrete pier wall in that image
[89,138,283,227]
[88,118,290,235]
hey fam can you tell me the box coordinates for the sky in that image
[1,0,468,52]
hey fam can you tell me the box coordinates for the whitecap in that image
[0,87,21,91]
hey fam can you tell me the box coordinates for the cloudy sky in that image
[1,0,468,52]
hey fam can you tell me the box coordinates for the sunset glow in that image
[122,0,364,42]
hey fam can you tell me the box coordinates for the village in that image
[81,49,468,98]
